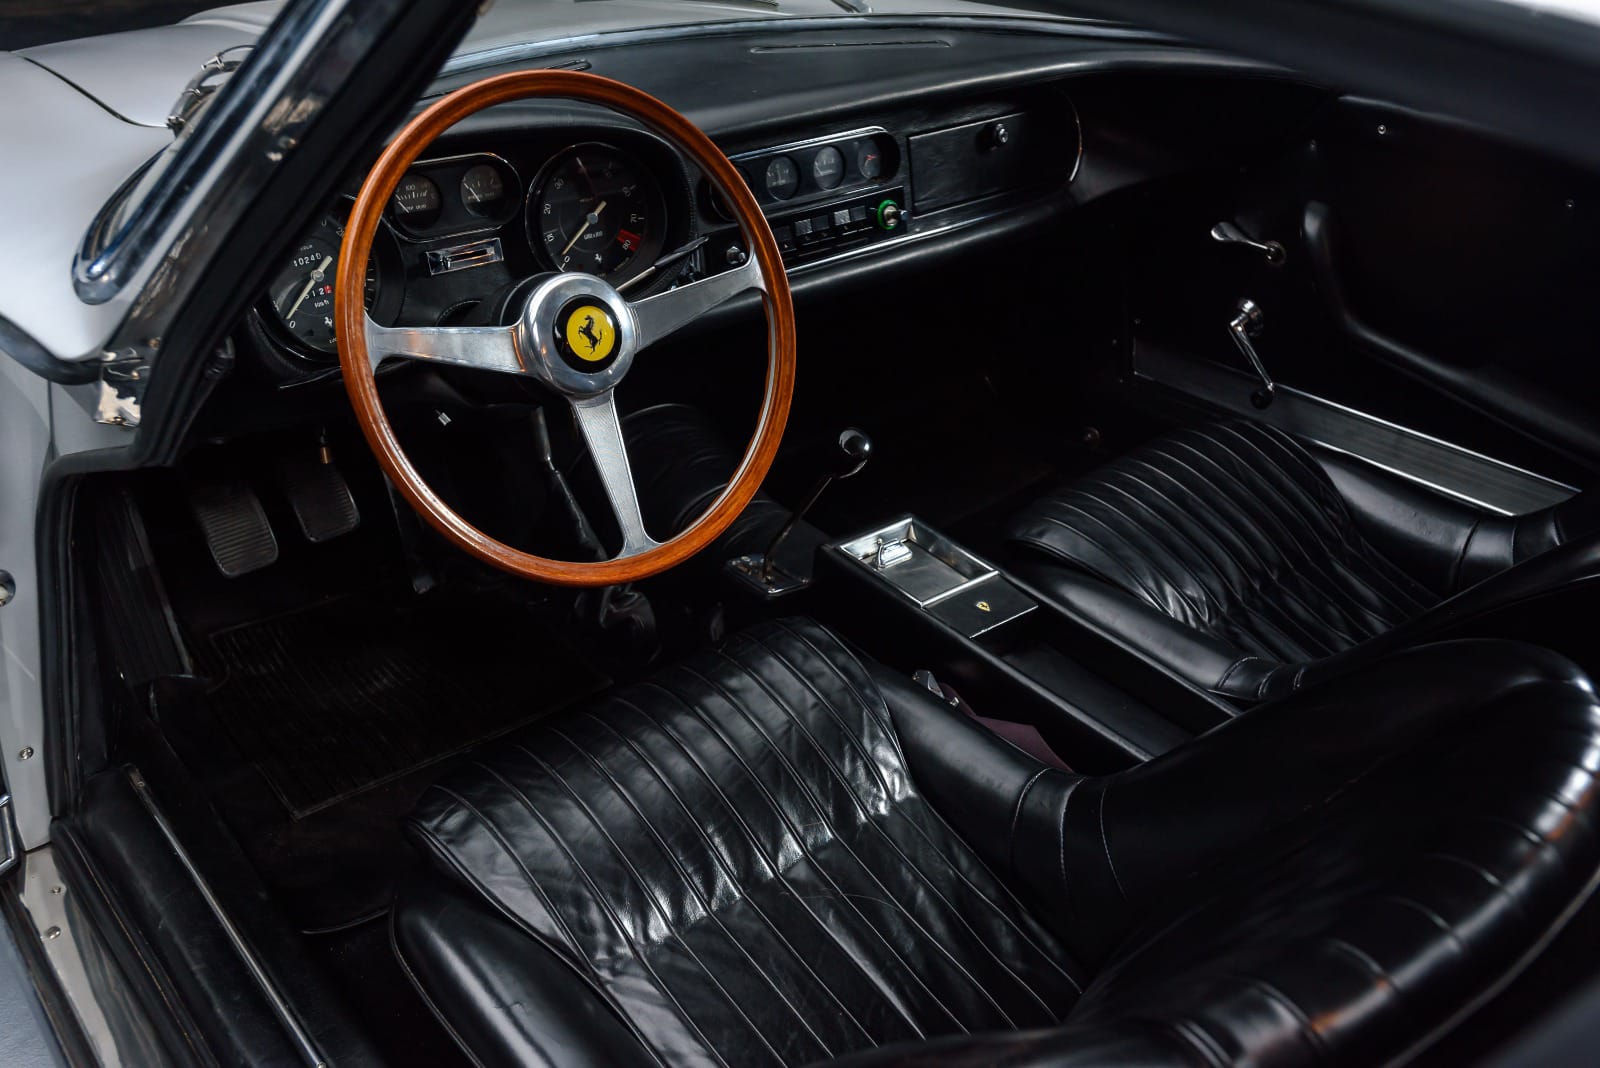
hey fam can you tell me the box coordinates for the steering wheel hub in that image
[516,272,637,394]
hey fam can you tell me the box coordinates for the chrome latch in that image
[94,349,147,428]
[872,537,913,570]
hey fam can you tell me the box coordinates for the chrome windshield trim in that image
[73,0,364,306]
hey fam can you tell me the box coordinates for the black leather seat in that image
[392,617,1600,1066]
[1005,420,1600,702]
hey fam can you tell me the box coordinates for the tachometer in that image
[528,145,665,282]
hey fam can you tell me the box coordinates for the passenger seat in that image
[1004,420,1600,702]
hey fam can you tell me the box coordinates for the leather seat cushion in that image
[399,619,1083,1067]
[395,620,1600,1067]
[1006,421,1441,663]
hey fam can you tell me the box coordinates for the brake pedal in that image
[187,476,279,578]
[279,444,360,543]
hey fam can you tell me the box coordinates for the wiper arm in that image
[831,0,871,12]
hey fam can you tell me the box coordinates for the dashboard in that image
[250,87,1081,376]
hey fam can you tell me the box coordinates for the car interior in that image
[28,8,1600,1067]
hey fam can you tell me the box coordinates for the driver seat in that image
[393,618,1600,1066]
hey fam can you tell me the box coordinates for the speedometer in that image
[264,209,402,357]
[527,145,665,283]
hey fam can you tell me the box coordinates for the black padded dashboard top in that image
[427,17,1290,146]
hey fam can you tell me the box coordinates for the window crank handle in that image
[1211,220,1286,266]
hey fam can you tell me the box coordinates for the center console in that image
[816,515,1234,773]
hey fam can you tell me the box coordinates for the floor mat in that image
[195,594,608,819]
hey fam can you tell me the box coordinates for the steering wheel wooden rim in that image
[336,70,795,586]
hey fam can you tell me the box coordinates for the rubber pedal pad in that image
[279,453,361,543]
[186,476,279,578]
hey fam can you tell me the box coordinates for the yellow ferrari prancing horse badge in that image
[564,305,617,363]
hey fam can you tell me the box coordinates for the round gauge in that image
[528,145,666,280]
[764,156,800,200]
[460,163,507,217]
[390,172,442,229]
[267,213,383,354]
[855,142,884,180]
[812,146,845,190]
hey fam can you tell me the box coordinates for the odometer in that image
[527,145,665,282]
[265,209,400,357]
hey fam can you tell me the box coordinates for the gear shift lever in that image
[726,427,873,596]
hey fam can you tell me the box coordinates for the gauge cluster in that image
[250,97,1072,375]
[253,129,691,364]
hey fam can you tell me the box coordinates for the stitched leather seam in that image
[709,635,1082,1012]
[580,706,879,1047]
[1036,503,1220,628]
[386,908,493,1068]
[1169,430,1431,624]
[1215,657,1255,693]
[1097,786,1128,902]
[1087,473,1359,655]
[1376,894,1469,955]
[1159,437,1408,639]
[1058,778,1083,909]
[427,783,718,1064]
[1116,458,1385,653]
[1419,851,1534,926]
[1451,517,1484,593]
[1011,769,1049,852]
[1165,1015,1231,1067]
[752,627,1082,990]
[1028,509,1191,619]
[642,669,967,1034]
[545,722,841,1060]
[1222,423,1439,616]
[1136,443,1364,659]
[1228,973,1332,1061]
[510,739,793,1064]
[765,625,1086,996]
[693,651,1038,1025]
[616,684,933,1041]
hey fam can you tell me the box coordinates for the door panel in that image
[1127,93,1600,485]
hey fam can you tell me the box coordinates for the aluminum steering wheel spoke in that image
[364,315,526,375]
[568,390,661,558]
[627,255,764,352]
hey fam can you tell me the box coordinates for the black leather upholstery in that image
[1005,421,1600,701]
[394,618,1600,1067]
[623,403,824,578]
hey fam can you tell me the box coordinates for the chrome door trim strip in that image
[1133,345,1576,515]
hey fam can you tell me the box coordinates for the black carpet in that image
[195,594,607,818]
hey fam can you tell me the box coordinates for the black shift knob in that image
[834,427,873,479]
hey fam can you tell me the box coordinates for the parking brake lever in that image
[1211,220,1286,266]
[1228,299,1276,409]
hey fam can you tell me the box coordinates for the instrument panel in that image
[256,129,691,362]
[253,95,1076,371]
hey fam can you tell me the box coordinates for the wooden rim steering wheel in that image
[336,71,795,586]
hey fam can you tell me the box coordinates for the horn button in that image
[517,273,637,395]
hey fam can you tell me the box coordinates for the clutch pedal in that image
[187,475,279,578]
[279,443,360,543]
